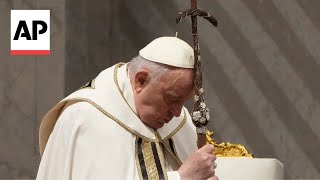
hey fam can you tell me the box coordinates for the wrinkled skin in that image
[178,144,218,180]
[131,67,194,129]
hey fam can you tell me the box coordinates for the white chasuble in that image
[37,63,198,180]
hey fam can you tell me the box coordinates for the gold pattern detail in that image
[162,138,181,171]
[155,142,168,180]
[163,109,187,141]
[142,139,160,180]
[155,131,182,165]
[206,131,253,157]
[113,62,138,116]
[169,138,178,158]
[135,137,144,180]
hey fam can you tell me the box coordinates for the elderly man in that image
[37,37,218,180]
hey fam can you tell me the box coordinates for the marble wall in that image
[0,0,65,178]
[1,0,320,179]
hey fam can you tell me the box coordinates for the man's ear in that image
[133,70,149,94]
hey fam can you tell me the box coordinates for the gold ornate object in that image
[206,131,253,157]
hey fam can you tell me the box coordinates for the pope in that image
[36,37,218,180]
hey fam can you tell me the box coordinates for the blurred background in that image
[1,0,320,179]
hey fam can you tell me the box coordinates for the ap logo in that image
[11,10,50,55]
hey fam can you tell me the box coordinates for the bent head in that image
[129,56,194,129]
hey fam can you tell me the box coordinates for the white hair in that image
[128,55,174,83]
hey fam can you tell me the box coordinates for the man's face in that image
[132,68,194,129]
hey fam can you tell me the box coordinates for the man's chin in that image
[152,122,164,129]
[142,121,164,129]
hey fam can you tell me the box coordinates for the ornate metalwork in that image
[206,131,253,157]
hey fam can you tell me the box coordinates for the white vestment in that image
[37,63,198,180]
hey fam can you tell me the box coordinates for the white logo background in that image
[11,10,50,51]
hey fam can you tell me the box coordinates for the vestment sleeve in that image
[36,102,85,180]
[37,101,138,180]
[167,171,181,180]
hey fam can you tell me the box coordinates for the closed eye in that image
[165,91,181,105]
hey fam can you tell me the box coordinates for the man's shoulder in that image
[58,101,103,125]
[63,101,97,114]
[60,100,124,128]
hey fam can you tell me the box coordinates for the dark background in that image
[1,0,320,179]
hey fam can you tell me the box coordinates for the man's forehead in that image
[163,83,194,102]
[162,76,194,95]
[163,76,192,89]
[164,68,193,81]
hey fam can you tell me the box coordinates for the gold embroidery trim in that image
[163,109,187,141]
[155,131,182,166]
[142,140,160,180]
[61,98,156,142]
[135,137,144,180]
[168,138,178,158]
[155,141,168,180]
[113,62,139,116]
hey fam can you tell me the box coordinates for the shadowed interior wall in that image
[0,0,65,178]
[0,0,319,179]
